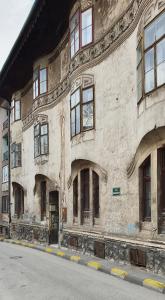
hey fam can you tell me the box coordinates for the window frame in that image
[138,9,165,103]
[11,99,21,122]
[70,85,95,138]
[34,123,49,158]
[33,66,48,100]
[11,143,22,169]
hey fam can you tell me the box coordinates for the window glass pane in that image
[156,12,165,40]
[70,11,79,33]
[41,135,48,154]
[82,26,92,46]
[41,124,48,135]
[2,165,8,182]
[144,22,155,49]
[71,89,80,108]
[82,87,93,103]
[40,68,47,82]
[82,8,92,29]
[145,69,155,93]
[157,61,165,86]
[40,81,47,94]
[34,124,40,137]
[33,69,38,80]
[156,38,165,65]
[75,35,79,53]
[76,105,80,134]
[35,79,39,98]
[33,82,36,99]
[145,48,154,72]
[83,102,93,130]
[15,101,21,120]
[71,109,75,137]
[34,136,40,157]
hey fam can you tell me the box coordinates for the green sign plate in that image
[112,187,120,196]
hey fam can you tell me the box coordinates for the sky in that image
[0,0,35,71]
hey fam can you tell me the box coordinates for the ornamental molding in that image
[22,0,154,131]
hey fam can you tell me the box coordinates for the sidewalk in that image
[1,238,165,294]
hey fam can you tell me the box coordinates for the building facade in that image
[0,107,9,236]
[0,0,165,273]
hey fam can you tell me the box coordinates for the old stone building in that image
[0,0,165,273]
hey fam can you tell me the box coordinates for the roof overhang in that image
[0,0,75,101]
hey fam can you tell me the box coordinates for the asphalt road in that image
[0,242,164,300]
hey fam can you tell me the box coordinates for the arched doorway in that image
[49,191,59,244]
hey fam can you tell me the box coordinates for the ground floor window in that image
[2,196,9,213]
[73,168,100,224]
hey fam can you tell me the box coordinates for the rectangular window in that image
[33,67,47,99]
[11,100,21,122]
[81,8,93,47]
[143,11,165,94]
[2,196,9,213]
[70,86,94,137]
[70,7,93,57]
[11,143,21,168]
[34,123,48,157]
[2,165,8,183]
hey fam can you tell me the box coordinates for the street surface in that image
[0,242,164,300]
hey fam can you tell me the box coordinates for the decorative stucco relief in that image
[22,0,153,131]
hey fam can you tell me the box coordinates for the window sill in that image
[71,129,95,146]
[34,154,49,165]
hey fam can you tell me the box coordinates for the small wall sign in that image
[112,187,121,196]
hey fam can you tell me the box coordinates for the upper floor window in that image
[33,67,48,99]
[70,86,94,137]
[137,11,165,101]
[70,7,93,58]
[11,143,21,168]
[11,99,21,122]
[2,165,8,183]
[34,123,49,158]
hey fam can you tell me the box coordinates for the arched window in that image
[73,168,100,224]
[140,156,151,222]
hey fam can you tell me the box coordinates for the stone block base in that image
[62,230,165,275]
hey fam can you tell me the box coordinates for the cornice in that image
[22,0,152,131]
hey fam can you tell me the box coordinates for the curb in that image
[1,238,165,294]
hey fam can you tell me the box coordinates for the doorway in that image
[49,191,59,244]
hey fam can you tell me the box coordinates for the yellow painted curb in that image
[143,279,165,291]
[70,256,81,262]
[87,261,102,270]
[111,268,128,279]
[56,251,65,257]
[45,247,53,253]
[27,243,35,248]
